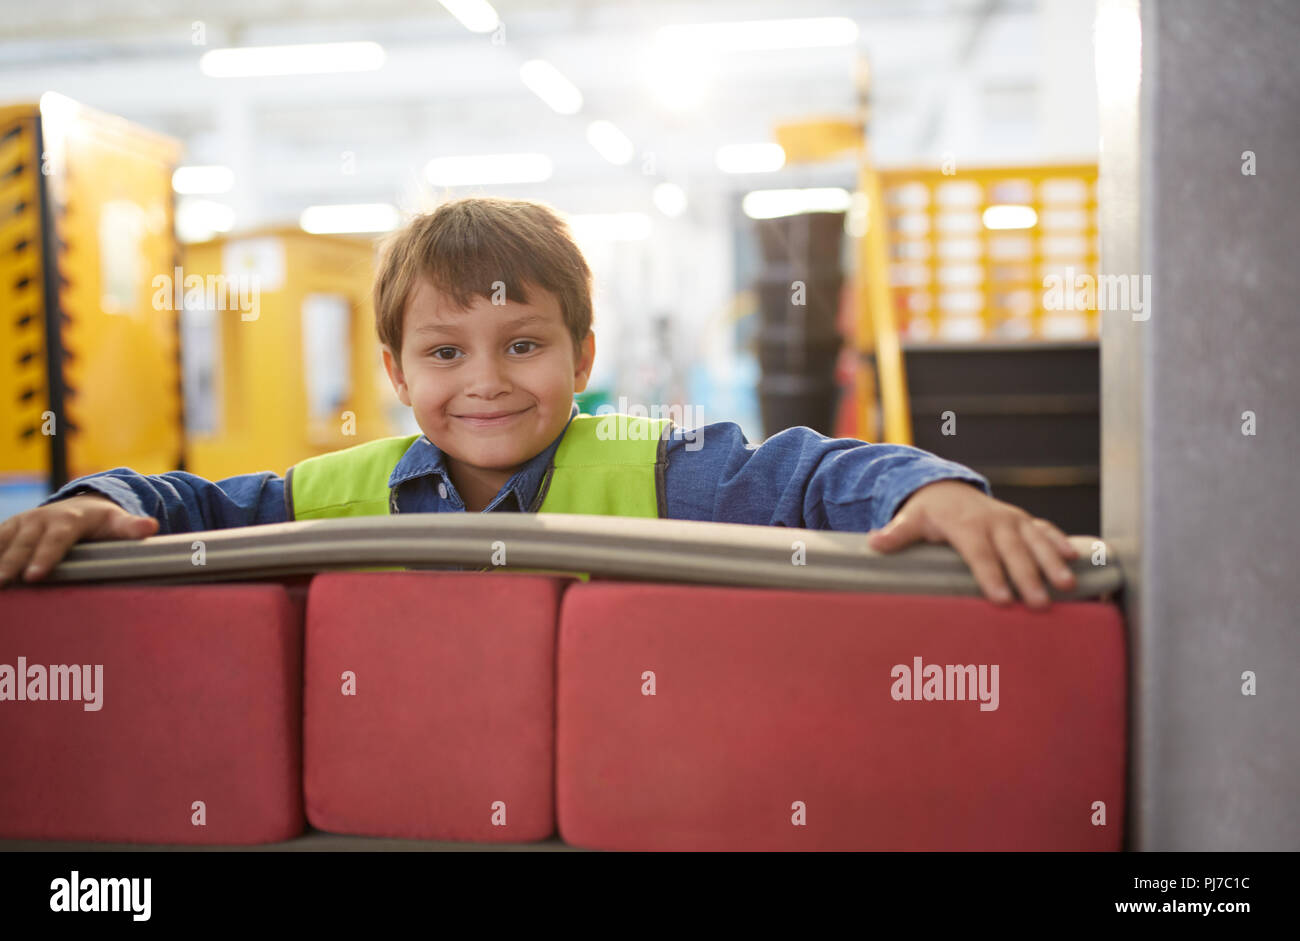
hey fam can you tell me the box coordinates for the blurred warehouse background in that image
[0,0,1104,531]
[3,0,1297,857]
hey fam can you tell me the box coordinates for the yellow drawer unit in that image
[180,228,399,482]
[878,164,1100,342]
[0,94,182,507]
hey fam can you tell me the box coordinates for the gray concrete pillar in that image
[1098,0,1300,850]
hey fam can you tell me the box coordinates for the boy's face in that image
[382,277,595,496]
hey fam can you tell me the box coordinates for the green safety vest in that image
[285,412,674,580]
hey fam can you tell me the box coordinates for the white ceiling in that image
[0,0,1100,231]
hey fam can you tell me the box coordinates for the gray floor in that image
[0,827,588,851]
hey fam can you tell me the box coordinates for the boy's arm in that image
[662,421,990,532]
[663,421,1078,608]
[40,468,288,534]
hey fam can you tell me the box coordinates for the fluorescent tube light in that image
[716,142,785,174]
[656,18,858,52]
[742,188,852,219]
[587,121,635,166]
[173,166,234,195]
[520,60,583,114]
[300,203,400,234]
[438,0,500,33]
[199,42,385,77]
[425,153,554,186]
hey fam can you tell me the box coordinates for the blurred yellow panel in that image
[0,107,49,480]
[42,96,183,481]
[874,163,1099,341]
[774,119,862,163]
[0,97,182,494]
[182,228,397,482]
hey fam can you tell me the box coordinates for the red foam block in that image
[0,583,304,844]
[556,583,1127,851]
[303,572,564,842]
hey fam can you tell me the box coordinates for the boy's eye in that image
[428,341,538,360]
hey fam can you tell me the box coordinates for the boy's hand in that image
[866,480,1079,609]
[0,494,159,587]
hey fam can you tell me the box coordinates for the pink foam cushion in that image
[303,572,563,842]
[557,584,1127,851]
[0,583,304,844]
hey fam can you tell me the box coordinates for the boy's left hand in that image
[866,480,1079,609]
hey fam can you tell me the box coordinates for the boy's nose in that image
[463,356,512,396]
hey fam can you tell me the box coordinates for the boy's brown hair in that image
[373,196,593,359]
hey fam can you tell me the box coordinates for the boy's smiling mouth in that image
[455,405,532,426]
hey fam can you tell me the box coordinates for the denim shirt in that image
[39,401,991,534]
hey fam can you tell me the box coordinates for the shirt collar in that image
[388,401,581,511]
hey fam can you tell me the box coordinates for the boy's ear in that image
[381,345,412,407]
[573,331,596,394]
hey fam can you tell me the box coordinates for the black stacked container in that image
[752,211,846,436]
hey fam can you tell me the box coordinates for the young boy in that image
[0,197,1078,607]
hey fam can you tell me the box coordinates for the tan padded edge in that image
[36,514,1124,601]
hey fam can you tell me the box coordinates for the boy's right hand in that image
[0,494,159,587]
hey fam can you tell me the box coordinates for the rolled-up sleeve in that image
[40,469,288,534]
[663,422,991,532]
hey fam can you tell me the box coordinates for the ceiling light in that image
[587,121,635,166]
[656,18,858,53]
[567,212,652,242]
[742,188,852,219]
[653,182,688,218]
[425,153,554,186]
[199,42,385,77]
[520,60,583,114]
[173,166,234,195]
[300,203,400,234]
[716,143,785,174]
[437,0,500,34]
